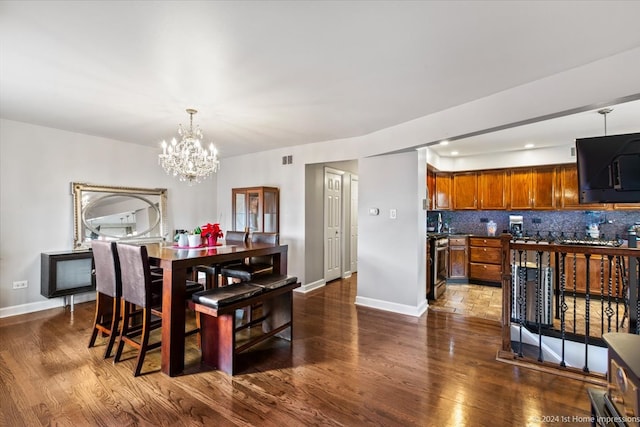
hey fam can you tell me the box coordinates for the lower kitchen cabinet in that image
[562,253,622,297]
[469,237,502,285]
[448,236,468,281]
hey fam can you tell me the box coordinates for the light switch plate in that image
[390,209,397,219]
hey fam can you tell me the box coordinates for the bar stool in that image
[88,240,122,359]
[220,232,279,282]
[195,231,248,289]
[114,243,203,376]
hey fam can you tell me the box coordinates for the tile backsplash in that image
[436,209,640,239]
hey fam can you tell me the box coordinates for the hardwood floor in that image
[0,274,596,426]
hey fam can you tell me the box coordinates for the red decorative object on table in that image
[201,223,224,246]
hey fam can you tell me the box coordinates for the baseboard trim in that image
[354,296,428,317]
[295,279,326,294]
[0,292,96,319]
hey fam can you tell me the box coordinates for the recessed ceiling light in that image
[524,143,535,149]
[440,140,449,146]
[451,151,459,156]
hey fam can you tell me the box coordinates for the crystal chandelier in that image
[158,109,220,184]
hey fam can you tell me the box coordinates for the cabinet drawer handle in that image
[483,248,487,252]
[483,239,487,243]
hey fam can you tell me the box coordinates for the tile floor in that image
[428,282,630,338]
[428,283,503,322]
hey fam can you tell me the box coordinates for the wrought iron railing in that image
[498,233,640,377]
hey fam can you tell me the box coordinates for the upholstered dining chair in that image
[220,232,279,282]
[88,240,122,359]
[114,243,203,376]
[194,230,248,289]
[219,232,279,325]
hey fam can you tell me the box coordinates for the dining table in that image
[145,241,288,377]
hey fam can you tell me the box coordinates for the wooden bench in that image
[190,276,300,375]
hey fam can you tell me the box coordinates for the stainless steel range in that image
[428,235,448,300]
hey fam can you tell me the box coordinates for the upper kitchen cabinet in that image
[510,169,533,210]
[558,165,608,210]
[434,172,452,210]
[510,167,556,210]
[532,166,557,209]
[452,172,478,210]
[426,167,436,210]
[479,170,508,210]
[232,186,279,233]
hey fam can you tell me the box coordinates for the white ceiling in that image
[1,1,640,159]
[428,98,640,158]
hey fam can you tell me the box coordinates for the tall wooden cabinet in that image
[232,187,279,233]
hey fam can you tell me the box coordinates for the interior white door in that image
[350,176,358,273]
[325,169,342,282]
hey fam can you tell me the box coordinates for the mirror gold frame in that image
[72,182,168,249]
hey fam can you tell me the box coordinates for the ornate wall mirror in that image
[72,183,168,248]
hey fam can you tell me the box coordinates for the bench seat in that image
[191,280,300,375]
[192,283,262,308]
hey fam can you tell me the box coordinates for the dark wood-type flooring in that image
[0,274,597,426]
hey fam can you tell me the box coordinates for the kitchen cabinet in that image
[426,168,436,210]
[469,237,502,284]
[509,168,533,210]
[613,202,640,210]
[532,166,557,209]
[558,165,608,210]
[434,173,452,210]
[452,172,478,210]
[479,170,508,210]
[448,236,468,281]
[509,166,556,210]
[562,253,622,297]
[232,186,279,233]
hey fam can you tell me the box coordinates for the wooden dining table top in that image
[145,241,288,269]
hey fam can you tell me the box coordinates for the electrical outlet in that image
[13,280,28,289]
[480,218,489,223]
[532,218,542,224]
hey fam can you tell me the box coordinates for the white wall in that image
[0,119,217,316]
[355,150,427,316]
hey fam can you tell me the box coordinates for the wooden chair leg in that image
[134,309,151,377]
[103,296,121,359]
[113,302,130,364]
[88,292,103,349]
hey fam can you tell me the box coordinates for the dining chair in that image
[220,232,279,282]
[88,240,122,359]
[195,231,248,289]
[219,232,279,325]
[114,243,203,376]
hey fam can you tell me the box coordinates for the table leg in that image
[161,266,186,376]
[200,313,235,375]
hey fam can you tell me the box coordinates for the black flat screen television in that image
[576,132,640,203]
